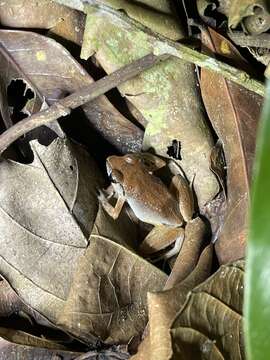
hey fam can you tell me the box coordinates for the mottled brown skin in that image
[106,154,183,226]
[99,153,194,259]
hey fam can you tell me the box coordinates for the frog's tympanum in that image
[98,153,195,260]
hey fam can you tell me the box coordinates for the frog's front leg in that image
[98,188,126,220]
[139,225,185,260]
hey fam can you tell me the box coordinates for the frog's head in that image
[106,154,141,184]
[106,153,166,184]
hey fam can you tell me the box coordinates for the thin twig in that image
[83,0,265,96]
[0,53,168,154]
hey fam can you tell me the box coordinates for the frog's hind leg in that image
[170,174,194,222]
[139,225,184,259]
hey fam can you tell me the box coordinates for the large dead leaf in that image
[131,244,213,360]
[0,138,165,344]
[200,28,262,264]
[170,260,244,360]
[0,138,101,332]
[0,0,85,45]
[0,30,142,153]
[0,40,62,158]
[164,217,208,289]
[0,44,43,129]
[81,3,219,209]
[58,199,166,344]
[59,234,167,344]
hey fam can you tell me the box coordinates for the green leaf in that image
[245,80,270,359]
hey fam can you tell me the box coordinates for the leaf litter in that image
[0,0,267,358]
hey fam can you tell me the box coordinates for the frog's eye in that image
[111,169,123,183]
[141,153,166,171]
[125,155,136,164]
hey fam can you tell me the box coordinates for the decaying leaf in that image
[0,30,142,153]
[164,217,208,289]
[200,28,262,264]
[82,0,182,40]
[0,335,81,360]
[0,327,70,351]
[171,260,244,360]
[58,0,173,12]
[197,0,217,27]
[81,3,219,209]
[0,137,165,344]
[59,234,167,344]
[228,0,270,33]
[0,41,62,156]
[0,280,22,317]
[0,44,43,129]
[73,347,130,359]
[0,0,85,45]
[131,244,213,360]
[0,138,101,336]
[0,279,73,336]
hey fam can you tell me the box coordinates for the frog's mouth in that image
[106,161,112,178]
[106,161,117,183]
[106,161,112,176]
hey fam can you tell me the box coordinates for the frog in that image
[98,153,195,260]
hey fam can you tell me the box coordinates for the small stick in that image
[0,53,168,154]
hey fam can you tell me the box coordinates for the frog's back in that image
[125,170,183,226]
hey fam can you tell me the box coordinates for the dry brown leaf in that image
[0,335,81,360]
[0,279,71,334]
[0,137,165,344]
[0,41,62,157]
[228,0,270,33]
[0,327,69,351]
[170,260,244,360]
[83,0,182,40]
[0,45,42,129]
[164,217,208,289]
[0,0,85,45]
[131,244,213,360]
[200,28,262,264]
[58,229,167,344]
[0,30,142,153]
[56,0,174,15]
[0,138,102,342]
